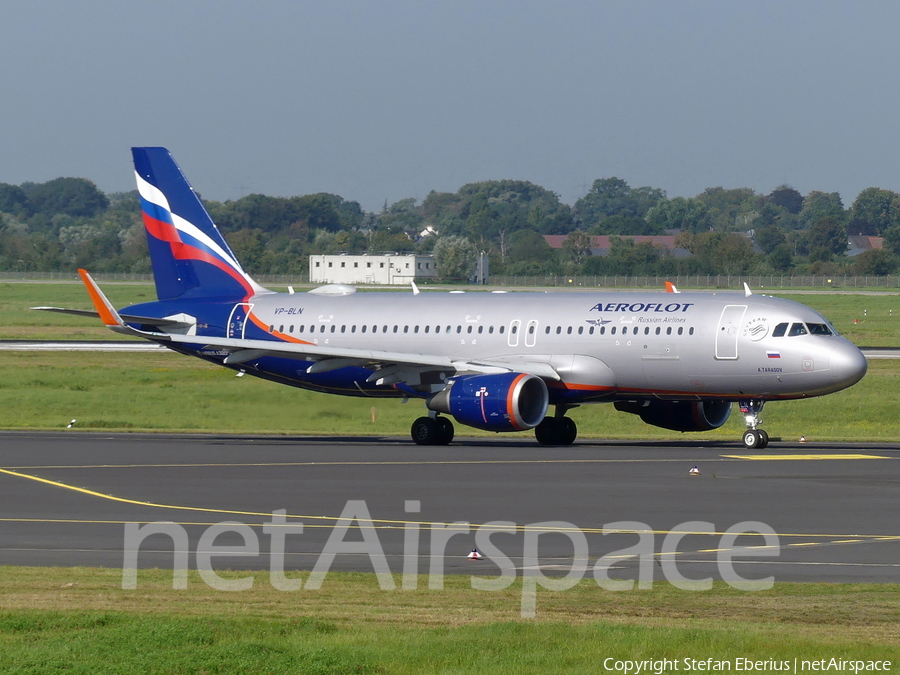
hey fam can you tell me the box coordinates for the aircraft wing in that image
[72,269,561,382]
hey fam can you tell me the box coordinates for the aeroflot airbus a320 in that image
[37,148,868,449]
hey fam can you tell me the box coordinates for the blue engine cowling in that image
[428,373,549,432]
[614,399,732,432]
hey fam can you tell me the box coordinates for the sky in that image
[1,1,899,213]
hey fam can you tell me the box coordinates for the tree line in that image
[1,173,899,279]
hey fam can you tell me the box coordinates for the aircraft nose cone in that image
[832,342,867,387]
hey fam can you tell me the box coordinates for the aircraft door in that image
[525,320,538,347]
[508,319,521,347]
[715,304,746,360]
[227,303,254,339]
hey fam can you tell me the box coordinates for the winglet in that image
[664,281,680,294]
[743,282,753,297]
[411,280,420,296]
[78,269,124,327]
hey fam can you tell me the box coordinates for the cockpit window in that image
[788,322,808,337]
[772,322,788,337]
[807,323,833,336]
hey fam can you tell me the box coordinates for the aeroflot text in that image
[589,302,694,313]
[603,659,892,674]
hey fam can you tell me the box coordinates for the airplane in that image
[35,148,868,449]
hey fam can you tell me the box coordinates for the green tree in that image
[755,224,787,254]
[882,224,900,256]
[0,183,31,217]
[574,178,665,231]
[852,248,898,275]
[679,231,756,274]
[848,188,900,235]
[696,187,756,230]
[561,230,592,267]
[646,197,711,233]
[799,191,845,230]
[433,235,477,281]
[767,242,794,272]
[807,217,847,262]
[26,177,108,218]
[767,185,804,214]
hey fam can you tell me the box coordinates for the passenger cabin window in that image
[807,323,833,335]
[788,323,808,337]
[772,323,788,337]
[499,326,505,334]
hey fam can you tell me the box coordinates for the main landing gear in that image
[411,413,454,446]
[740,400,769,450]
[534,405,578,446]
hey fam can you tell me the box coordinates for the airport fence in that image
[487,274,900,289]
[1,270,900,289]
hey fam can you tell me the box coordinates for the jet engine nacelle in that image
[614,399,732,432]
[428,372,549,432]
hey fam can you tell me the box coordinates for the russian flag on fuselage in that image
[133,147,264,302]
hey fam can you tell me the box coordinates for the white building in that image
[309,253,438,285]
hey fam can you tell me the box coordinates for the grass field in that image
[1,284,899,672]
[0,349,896,440]
[0,568,898,673]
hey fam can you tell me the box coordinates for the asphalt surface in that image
[0,432,898,585]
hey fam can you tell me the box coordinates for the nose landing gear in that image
[740,400,769,449]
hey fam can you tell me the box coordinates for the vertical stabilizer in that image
[132,147,266,301]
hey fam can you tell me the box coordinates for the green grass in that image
[0,350,896,439]
[0,281,155,340]
[0,568,898,673]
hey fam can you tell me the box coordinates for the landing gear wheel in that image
[758,429,769,449]
[557,417,578,445]
[411,417,438,445]
[534,417,578,445]
[534,417,558,445]
[742,429,763,450]
[435,417,454,445]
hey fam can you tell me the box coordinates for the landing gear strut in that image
[739,400,769,450]
[535,405,578,446]
[411,413,454,446]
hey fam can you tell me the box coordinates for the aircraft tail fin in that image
[132,147,267,302]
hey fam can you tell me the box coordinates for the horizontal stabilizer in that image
[30,306,195,329]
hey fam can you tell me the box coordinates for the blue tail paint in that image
[132,147,266,302]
